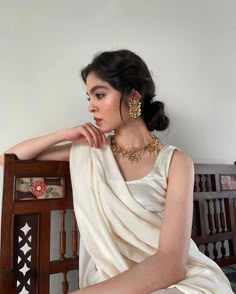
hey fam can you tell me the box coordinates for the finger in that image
[90,124,107,147]
[78,125,94,147]
[82,123,102,148]
[87,123,104,148]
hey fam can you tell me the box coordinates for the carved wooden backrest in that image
[0,154,79,294]
[192,164,236,266]
[1,156,236,293]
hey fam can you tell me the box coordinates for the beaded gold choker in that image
[110,135,161,164]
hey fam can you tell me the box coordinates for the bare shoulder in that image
[170,149,194,173]
[167,149,194,189]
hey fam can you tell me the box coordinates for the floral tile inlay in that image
[15,177,64,200]
[220,175,236,191]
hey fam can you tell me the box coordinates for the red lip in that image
[94,118,103,126]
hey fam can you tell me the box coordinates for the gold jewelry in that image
[128,96,141,118]
[110,135,161,164]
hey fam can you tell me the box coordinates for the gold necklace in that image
[110,135,161,164]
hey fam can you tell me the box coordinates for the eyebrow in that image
[86,85,108,95]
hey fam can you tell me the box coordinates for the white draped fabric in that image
[70,141,233,293]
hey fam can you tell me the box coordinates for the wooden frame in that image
[0,154,79,293]
[0,155,236,293]
[192,164,236,267]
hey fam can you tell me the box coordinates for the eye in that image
[87,96,90,102]
[95,93,105,99]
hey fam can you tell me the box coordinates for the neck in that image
[113,119,153,149]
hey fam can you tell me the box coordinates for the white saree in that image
[69,141,233,294]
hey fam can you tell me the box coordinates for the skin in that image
[0,72,194,293]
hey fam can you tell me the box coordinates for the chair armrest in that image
[0,269,16,293]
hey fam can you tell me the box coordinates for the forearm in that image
[0,123,107,166]
[0,129,66,165]
[73,253,185,294]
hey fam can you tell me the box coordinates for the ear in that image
[128,89,142,101]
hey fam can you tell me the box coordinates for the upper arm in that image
[158,150,194,269]
[35,143,72,161]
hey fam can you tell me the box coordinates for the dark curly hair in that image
[81,49,169,131]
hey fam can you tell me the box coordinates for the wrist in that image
[53,129,69,143]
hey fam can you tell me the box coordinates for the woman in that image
[0,50,233,293]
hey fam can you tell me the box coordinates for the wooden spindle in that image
[202,175,206,191]
[205,174,210,191]
[194,174,198,192]
[219,199,226,232]
[205,244,210,257]
[72,210,78,259]
[221,241,226,258]
[213,242,218,260]
[62,272,68,294]
[206,200,213,234]
[213,200,219,233]
[198,175,203,192]
[224,199,232,231]
[60,210,66,261]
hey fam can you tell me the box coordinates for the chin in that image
[99,126,114,134]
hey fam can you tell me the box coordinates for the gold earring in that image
[129,97,141,118]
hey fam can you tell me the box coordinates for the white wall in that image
[1,0,235,163]
[0,0,236,292]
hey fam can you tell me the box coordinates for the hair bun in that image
[143,100,169,131]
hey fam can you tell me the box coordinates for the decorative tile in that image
[15,177,65,200]
[220,175,236,191]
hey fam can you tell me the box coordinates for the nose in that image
[88,99,98,113]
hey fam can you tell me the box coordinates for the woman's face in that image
[86,72,129,133]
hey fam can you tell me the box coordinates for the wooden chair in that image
[0,154,79,294]
[1,155,236,293]
[192,164,236,267]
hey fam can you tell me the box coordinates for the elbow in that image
[158,255,186,286]
[172,265,186,283]
[154,263,186,291]
[167,257,186,284]
[161,265,185,288]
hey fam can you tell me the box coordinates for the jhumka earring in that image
[128,97,141,118]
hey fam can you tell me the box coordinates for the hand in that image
[64,123,107,148]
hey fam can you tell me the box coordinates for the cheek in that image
[102,97,121,113]
[120,102,129,119]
